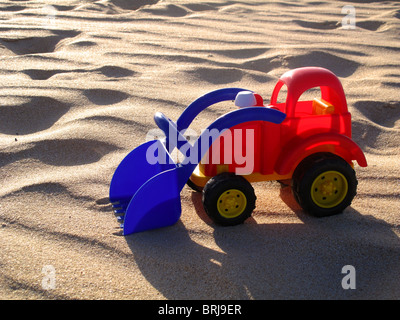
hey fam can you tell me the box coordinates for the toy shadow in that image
[125,185,400,299]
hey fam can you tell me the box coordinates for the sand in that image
[0,0,399,300]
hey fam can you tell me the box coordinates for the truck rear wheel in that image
[292,155,357,217]
[202,173,256,226]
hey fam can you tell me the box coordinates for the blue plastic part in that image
[154,112,188,153]
[176,88,250,131]
[109,88,286,235]
[109,140,176,216]
[122,166,183,235]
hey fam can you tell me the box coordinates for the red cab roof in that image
[270,67,348,116]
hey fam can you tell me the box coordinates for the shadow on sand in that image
[125,185,400,299]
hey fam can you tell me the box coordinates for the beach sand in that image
[0,0,399,300]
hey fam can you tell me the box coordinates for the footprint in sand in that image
[293,19,340,30]
[353,101,400,129]
[22,66,136,80]
[109,0,159,11]
[293,18,386,32]
[209,48,269,59]
[285,51,361,77]
[83,89,130,106]
[140,4,190,17]
[356,20,386,31]
[0,30,80,55]
[0,96,71,135]
[1,138,120,167]
[185,67,244,85]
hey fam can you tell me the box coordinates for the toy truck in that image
[109,67,367,235]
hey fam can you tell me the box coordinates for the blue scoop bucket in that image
[109,140,181,234]
[109,88,286,235]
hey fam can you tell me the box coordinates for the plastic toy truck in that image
[109,67,367,235]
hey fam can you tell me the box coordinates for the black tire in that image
[292,154,357,217]
[202,172,256,226]
[186,178,203,192]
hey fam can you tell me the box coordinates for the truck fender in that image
[276,133,367,176]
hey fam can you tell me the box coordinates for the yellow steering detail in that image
[311,171,348,208]
[217,189,247,218]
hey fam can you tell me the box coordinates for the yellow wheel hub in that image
[311,171,348,208]
[217,189,247,218]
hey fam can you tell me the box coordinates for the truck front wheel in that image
[292,156,358,217]
[202,173,256,226]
